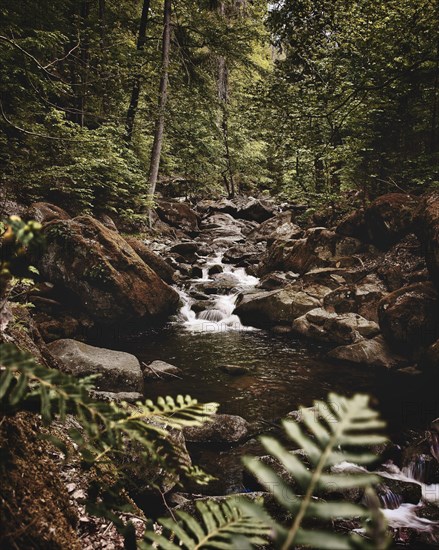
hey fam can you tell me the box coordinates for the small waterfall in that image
[175,250,258,332]
[377,485,403,510]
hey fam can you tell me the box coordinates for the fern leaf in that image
[143,497,270,549]
[239,393,389,550]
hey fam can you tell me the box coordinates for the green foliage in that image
[0,343,218,486]
[144,393,391,549]
[141,498,270,549]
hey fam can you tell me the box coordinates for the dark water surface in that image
[122,325,439,441]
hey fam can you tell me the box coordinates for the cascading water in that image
[175,251,258,332]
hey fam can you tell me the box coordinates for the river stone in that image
[247,211,302,243]
[156,199,200,234]
[123,236,175,284]
[39,215,180,325]
[48,339,143,392]
[234,285,322,328]
[220,364,249,375]
[143,360,181,379]
[378,282,439,355]
[90,391,143,403]
[183,414,249,444]
[292,308,380,344]
[376,475,422,506]
[328,335,409,369]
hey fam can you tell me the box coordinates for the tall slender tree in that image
[148,0,172,222]
[125,0,151,142]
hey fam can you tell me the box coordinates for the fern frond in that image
[0,343,217,487]
[141,497,270,549]
[240,393,390,550]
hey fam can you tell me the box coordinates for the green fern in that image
[0,343,218,484]
[142,393,390,550]
[141,497,270,549]
[239,393,391,549]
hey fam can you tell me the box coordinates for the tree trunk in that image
[77,0,91,127]
[147,0,171,223]
[217,3,235,198]
[125,0,151,142]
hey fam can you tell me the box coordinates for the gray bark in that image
[148,0,171,222]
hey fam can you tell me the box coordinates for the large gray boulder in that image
[292,308,380,344]
[328,336,409,369]
[183,414,249,444]
[48,339,143,392]
[234,285,325,328]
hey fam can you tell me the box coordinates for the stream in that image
[121,216,439,544]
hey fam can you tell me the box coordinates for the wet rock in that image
[48,339,143,392]
[183,414,249,444]
[26,201,70,224]
[258,271,299,290]
[324,276,386,322]
[301,267,352,289]
[247,211,302,243]
[190,266,203,278]
[292,308,380,344]
[377,475,422,505]
[328,335,409,369]
[234,286,322,328]
[90,391,143,403]
[223,242,265,264]
[124,236,175,284]
[336,194,417,250]
[376,234,428,291]
[220,364,249,375]
[208,264,223,276]
[199,273,241,294]
[415,191,439,289]
[235,198,276,223]
[143,360,181,379]
[170,241,199,256]
[39,216,179,325]
[378,282,439,355]
[156,199,200,234]
[259,228,366,276]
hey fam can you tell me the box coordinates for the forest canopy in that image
[0,0,438,215]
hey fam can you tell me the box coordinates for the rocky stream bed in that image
[2,193,439,548]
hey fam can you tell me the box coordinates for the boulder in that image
[376,234,428,291]
[223,242,265,265]
[183,414,249,444]
[324,276,387,322]
[143,360,181,380]
[415,191,439,288]
[376,475,422,506]
[199,273,241,294]
[247,211,302,243]
[208,264,223,276]
[337,194,417,250]
[259,228,366,276]
[234,286,322,328]
[26,202,70,224]
[39,216,179,325]
[123,236,175,284]
[90,391,143,403]
[378,282,439,355]
[328,336,409,369]
[235,198,275,223]
[292,308,380,345]
[48,339,143,392]
[156,199,200,234]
